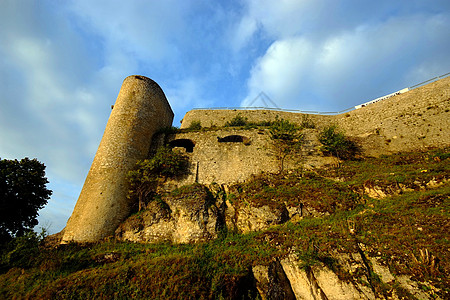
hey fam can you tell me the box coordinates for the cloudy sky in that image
[1,0,449,234]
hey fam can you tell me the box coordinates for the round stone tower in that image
[62,75,173,243]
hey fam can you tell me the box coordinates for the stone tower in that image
[62,75,173,243]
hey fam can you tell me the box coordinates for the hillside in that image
[1,147,449,299]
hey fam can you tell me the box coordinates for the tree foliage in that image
[318,125,359,160]
[0,158,52,242]
[127,147,189,211]
[268,118,304,173]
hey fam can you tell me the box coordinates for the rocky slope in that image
[1,148,448,299]
[111,148,449,299]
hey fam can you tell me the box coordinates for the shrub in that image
[127,147,189,211]
[224,114,248,127]
[157,126,180,134]
[318,125,359,160]
[0,229,46,270]
[300,114,316,129]
[187,120,202,131]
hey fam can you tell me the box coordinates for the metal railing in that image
[190,72,450,115]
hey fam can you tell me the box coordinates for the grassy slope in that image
[0,148,448,299]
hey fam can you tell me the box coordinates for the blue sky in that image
[1,0,449,234]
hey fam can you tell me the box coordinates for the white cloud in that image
[231,16,258,51]
[67,0,188,63]
[242,37,315,108]
[241,4,450,111]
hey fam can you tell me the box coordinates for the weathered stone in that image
[253,260,296,300]
[116,184,220,244]
[63,76,449,243]
[235,204,289,234]
[280,254,374,300]
[62,75,173,243]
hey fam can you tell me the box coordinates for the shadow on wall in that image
[217,135,251,145]
[169,139,195,153]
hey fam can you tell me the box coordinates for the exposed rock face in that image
[116,184,219,243]
[233,204,289,234]
[251,253,441,300]
[358,177,449,199]
[115,183,327,243]
[113,179,446,299]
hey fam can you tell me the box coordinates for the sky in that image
[1,0,449,234]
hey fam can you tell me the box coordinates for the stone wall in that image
[334,76,450,156]
[180,109,333,129]
[179,77,449,169]
[165,128,336,186]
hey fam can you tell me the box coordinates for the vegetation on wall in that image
[300,114,316,129]
[318,125,359,160]
[268,118,304,173]
[224,114,249,127]
[187,120,202,131]
[127,147,189,211]
[0,158,52,243]
[156,126,181,135]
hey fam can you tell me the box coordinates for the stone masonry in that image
[62,75,173,243]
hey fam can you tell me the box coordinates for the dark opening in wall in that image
[217,135,251,145]
[169,139,195,153]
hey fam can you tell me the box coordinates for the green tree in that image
[127,147,189,211]
[268,119,304,173]
[0,158,52,242]
[318,125,359,160]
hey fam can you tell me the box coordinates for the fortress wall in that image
[172,129,277,185]
[62,75,173,243]
[180,77,449,158]
[166,128,335,186]
[333,76,450,155]
[180,109,333,129]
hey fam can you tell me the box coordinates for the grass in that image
[0,147,448,299]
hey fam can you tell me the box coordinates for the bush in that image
[0,229,46,271]
[318,125,359,160]
[187,121,202,131]
[127,147,189,211]
[157,126,180,134]
[224,114,248,127]
[300,114,316,129]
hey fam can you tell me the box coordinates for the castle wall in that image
[165,128,336,186]
[180,109,333,129]
[180,77,450,158]
[335,76,450,156]
[62,75,173,243]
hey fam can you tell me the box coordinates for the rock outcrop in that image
[251,253,441,300]
[116,184,220,243]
